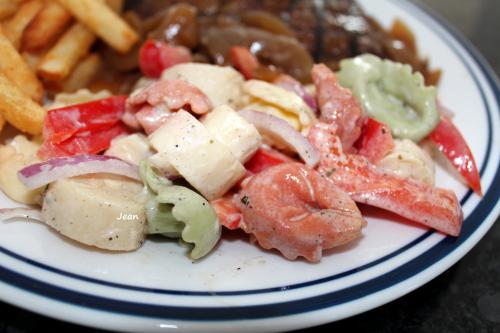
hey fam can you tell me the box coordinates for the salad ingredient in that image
[18,154,141,190]
[57,0,138,53]
[38,122,129,159]
[273,74,318,114]
[148,152,179,179]
[312,63,363,152]
[39,96,128,159]
[133,105,172,135]
[149,110,246,200]
[242,100,301,131]
[47,89,112,109]
[243,79,315,129]
[244,146,292,175]
[429,115,482,195]
[44,96,127,144]
[139,160,181,235]
[355,118,394,164]
[155,185,221,259]
[138,40,191,78]
[211,196,242,230]
[161,63,245,108]
[230,46,259,80]
[141,161,221,258]
[0,27,43,102]
[202,105,261,163]
[106,134,152,165]
[42,174,147,251]
[239,109,319,167]
[127,79,212,115]
[237,162,365,262]
[212,147,295,230]
[0,207,43,222]
[0,135,42,205]
[145,197,183,236]
[308,123,462,236]
[338,54,439,142]
[377,139,435,186]
[0,73,46,135]
[140,160,173,195]
[202,26,313,83]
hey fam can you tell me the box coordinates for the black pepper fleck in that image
[241,196,250,206]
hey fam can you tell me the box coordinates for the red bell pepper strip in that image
[354,117,395,164]
[230,46,259,80]
[428,115,482,196]
[43,96,127,144]
[39,123,129,159]
[139,40,191,78]
[213,146,292,229]
[211,197,242,230]
[244,147,292,174]
[39,96,129,159]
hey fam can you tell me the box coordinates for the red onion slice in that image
[0,208,44,222]
[239,109,320,167]
[18,155,141,190]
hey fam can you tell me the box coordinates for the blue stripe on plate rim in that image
[0,0,498,321]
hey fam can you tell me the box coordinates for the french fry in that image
[61,53,102,92]
[22,51,44,72]
[106,0,124,13]
[0,73,46,135]
[37,23,96,80]
[0,114,5,134]
[2,0,43,49]
[0,27,44,102]
[57,0,138,53]
[22,1,73,51]
[0,0,23,21]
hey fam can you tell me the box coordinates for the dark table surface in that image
[0,1,499,332]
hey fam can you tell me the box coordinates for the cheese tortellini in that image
[0,135,42,205]
[377,139,435,185]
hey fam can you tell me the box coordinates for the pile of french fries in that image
[0,0,139,135]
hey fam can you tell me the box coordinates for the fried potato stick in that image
[37,23,96,80]
[61,53,102,92]
[22,1,73,51]
[0,73,46,135]
[0,27,44,102]
[0,114,5,134]
[57,0,138,53]
[2,0,43,49]
[0,0,23,21]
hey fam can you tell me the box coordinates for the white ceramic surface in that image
[0,0,499,332]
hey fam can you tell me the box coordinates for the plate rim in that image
[0,0,499,330]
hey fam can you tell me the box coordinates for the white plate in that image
[0,0,499,332]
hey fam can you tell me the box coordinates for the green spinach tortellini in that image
[338,54,439,142]
[140,160,221,259]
